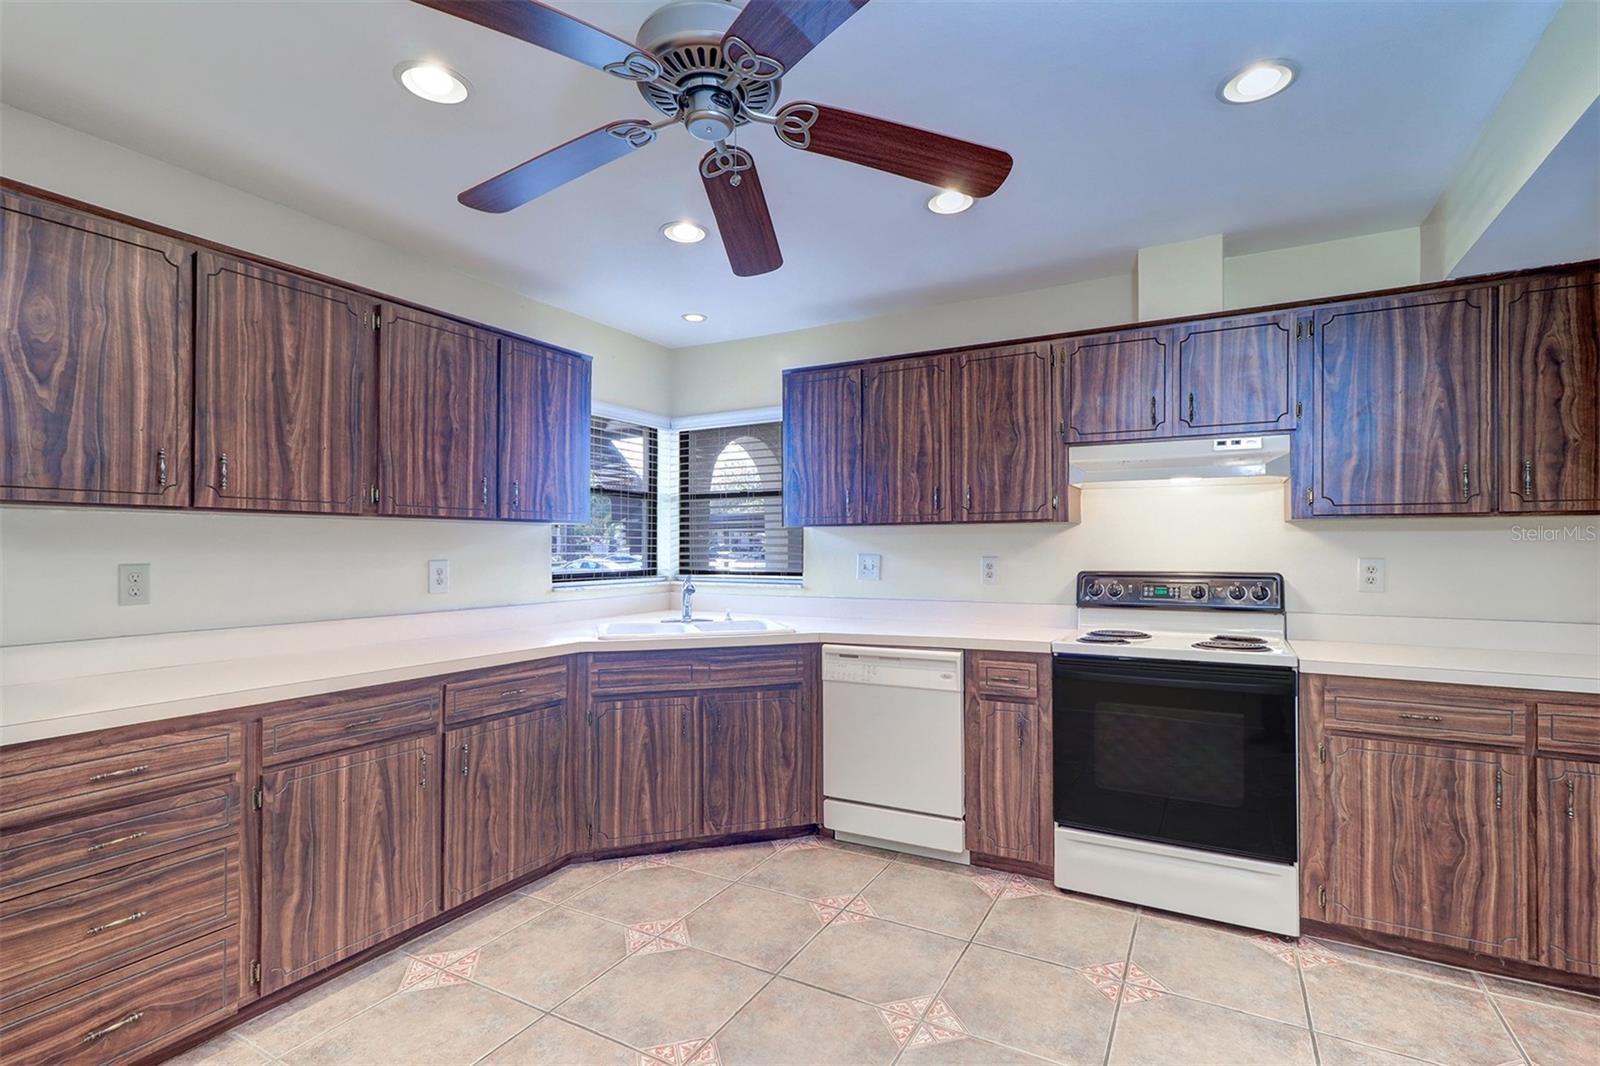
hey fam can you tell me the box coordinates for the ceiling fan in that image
[415,0,1014,276]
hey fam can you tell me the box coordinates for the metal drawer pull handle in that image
[481,476,489,507]
[89,765,149,783]
[461,742,469,777]
[511,480,521,509]
[1150,395,1157,427]
[156,448,168,487]
[83,1011,145,1044]
[343,716,382,730]
[219,452,229,491]
[88,911,146,935]
[1398,713,1443,722]
[499,688,528,698]
[86,831,147,853]
[1522,459,1533,498]
[1568,779,1576,820]
[1187,392,1195,422]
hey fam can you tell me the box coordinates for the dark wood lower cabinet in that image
[445,702,568,909]
[589,696,698,850]
[1538,757,1599,976]
[963,652,1052,869]
[259,735,439,993]
[701,688,812,835]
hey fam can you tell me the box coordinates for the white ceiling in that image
[0,0,1562,347]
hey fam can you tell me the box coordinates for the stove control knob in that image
[1106,581,1125,599]
[1226,584,1246,601]
[1250,583,1272,602]
[1189,585,1208,600]
[1084,580,1104,599]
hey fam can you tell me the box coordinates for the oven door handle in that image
[1052,658,1295,695]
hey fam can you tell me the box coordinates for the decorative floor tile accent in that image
[1246,932,1301,966]
[876,996,970,1049]
[625,919,692,956]
[1079,961,1170,1003]
[643,1037,719,1065]
[399,949,480,990]
[1295,940,1345,970]
[971,871,1047,901]
[773,836,824,853]
[810,895,878,924]
[618,854,673,872]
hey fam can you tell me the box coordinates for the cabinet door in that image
[500,340,591,522]
[1314,735,1525,956]
[1062,329,1170,442]
[378,306,499,517]
[1498,272,1600,513]
[1,189,191,506]
[1538,757,1599,976]
[194,253,374,514]
[861,356,951,523]
[1301,289,1492,515]
[702,688,811,835]
[954,344,1056,522]
[445,701,567,909]
[259,735,438,993]
[1173,312,1296,434]
[782,366,862,525]
[590,697,697,849]
[967,698,1044,860]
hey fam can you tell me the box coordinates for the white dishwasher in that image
[821,644,967,860]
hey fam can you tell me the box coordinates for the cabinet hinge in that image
[1295,400,1303,419]
[252,785,263,810]
[1052,493,1059,510]
[251,960,261,985]
[1316,742,1326,764]
[370,484,379,506]
[1304,487,1313,508]
[1317,885,1326,910]
[1307,319,1314,338]
[1295,321,1303,340]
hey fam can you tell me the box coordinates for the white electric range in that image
[1051,571,1301,935]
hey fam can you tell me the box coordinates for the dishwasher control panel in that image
[821,646,962,691]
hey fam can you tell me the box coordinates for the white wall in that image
[0,106,675,646]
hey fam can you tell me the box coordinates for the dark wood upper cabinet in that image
[701,688,811,835]
[1498,272,1599,513]
[258,734,439,993]
[499,340,591,522]
[445,701,568,909]
[782,365,862,526]
[378,306,500,518]
[1538,756,1599,977]
[1298,288,1493,516]
[861,355,952,523]
[954,344,1056,521]
[1062,329,1170,442]
[1173,311,1296,434]
[194,253,375,514]
[589,696,697,850]
[1,189,191,506]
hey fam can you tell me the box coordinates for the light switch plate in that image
[1358,557,1386,593]
[980,555,999,585]
[118,563,151,606]
[856,553,882,581]
[428,559,450,595]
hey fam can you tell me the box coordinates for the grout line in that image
[1100,909,1141,1066]
[467,1012,547,1066]
[1297,945,1324,1066]
[1484,990,1535,1066]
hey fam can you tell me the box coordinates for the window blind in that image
[678,422,802,578]
[552,416,658,582]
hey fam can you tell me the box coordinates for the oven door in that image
[1052,655,1297,864]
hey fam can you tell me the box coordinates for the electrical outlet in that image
[428,559,450,595]
[980,555,999,585]
[118,563,151,606]
[1358,557,1386,593]
[856,553,881,582]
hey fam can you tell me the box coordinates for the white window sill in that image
[675,575,805,589]
[549,576,670,594]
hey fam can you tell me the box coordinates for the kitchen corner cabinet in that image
[1497,271,1600,513]
[379,306,500,518]
[1295,288,1493,517]
[955,344,1058,521]
[588,696,699,850]
[1173,311,1297,434]
[194,253,376,514]
[499,339,591,522]
[258,734,439,993]
[1,188,192,507]
[1061,328,1170,442]
[861,355,951,523]
[964,652,1052,867]
[783,365,862,525]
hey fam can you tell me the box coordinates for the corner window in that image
[552,416,658,582]
[678,422,802,578]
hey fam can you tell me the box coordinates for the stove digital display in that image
[1145,585,1172,598]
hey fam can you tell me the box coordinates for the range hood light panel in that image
[1068,434,1293,485]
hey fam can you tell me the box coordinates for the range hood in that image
[1068,434,1292,485]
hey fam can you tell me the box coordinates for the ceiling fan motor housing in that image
[634,0,778,130]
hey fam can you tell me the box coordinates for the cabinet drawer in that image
[0,725,241,830]
[262,683,441,765]
[1326,687,1526,747]
[445,659,568,725]
[589,654,697,695]
[972,655,1040,698]
[0,843,238,1011]
[589,648,809,696]
[0,783,237,902]
[693,648,808,689]
[0,927,239,1066]
[1538,700,1600,758]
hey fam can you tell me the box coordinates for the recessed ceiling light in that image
[681,312,707,323]
[396,61,470,104]
[927,189,974,215]
[1219,60,1296,104]
[661,220,707,244]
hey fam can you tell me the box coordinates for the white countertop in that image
[1292,639,1599,695]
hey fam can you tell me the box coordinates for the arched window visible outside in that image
[680,423,802,577]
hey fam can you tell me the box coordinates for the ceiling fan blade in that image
[412,0,663,81]
[773,102,1013,198]
[460,121,659,213]
[721,0,870,77]
[700,147,782,277]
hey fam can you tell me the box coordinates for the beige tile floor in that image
[169,836,1600,1066]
